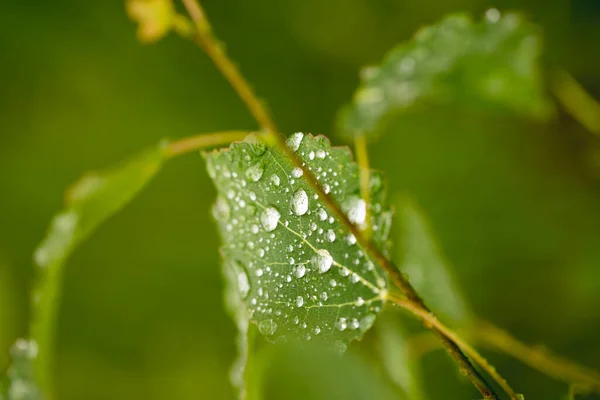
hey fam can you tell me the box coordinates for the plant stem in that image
[180,0,278,134]
[179,1,501,398]
[389,295,519,400]
[164,130,251,158]
[552,69,600,136]
[474,321,600,392]
[354,135,373,239]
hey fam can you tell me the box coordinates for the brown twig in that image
[164,130,250,158]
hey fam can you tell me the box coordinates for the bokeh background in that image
[1,0,600,399]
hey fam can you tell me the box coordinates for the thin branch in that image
[389,295,520,400]
[179,1,501,397]
[164,130,251,158]
[474,321,600,393]
[180,0,278,133]
[552,69,600,136]
[354,135,373,239]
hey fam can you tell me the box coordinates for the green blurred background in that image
[1,0,600,399]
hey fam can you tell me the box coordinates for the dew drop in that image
[344,196,367,225]
[245,162,264,182]
[286,132,304,152]
[325,229,336,242]
[320,292,328,301]
[356,297,365,306]
[323,184,331,194]
[317,209,327,221]
[258,320,278,335]
[308,151,315,160]
[291,167,303,178]
[313,249,333,273]
[294,265,306,278]
[250,224,259,234]
[359,314,376,332]
[346,234,357,245]
[336,317,347,331]
[270,174,281,187]
[290,189,309,216]
[260,206,280,231]
[296,296,304,307]
[238,270,250,298]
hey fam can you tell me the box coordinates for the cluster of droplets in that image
[2,339,42,400]
[207,133,387,341]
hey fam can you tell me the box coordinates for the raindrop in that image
[270,174,281,187]
[317,209,327,221]
[346,234,357,245]
[260,206,280,231]
[350,318,360,330]
[308,151,315,160]
[325,229,336,242]
[344,196,367,225]
[286,132,304,152]
[291,167,303,178]
[320,292,328,301]
[294,265,306,278]
[250,224,259,234]
[238,271,250,298]
[258,319,278,335]
[245,162,264,182]
[290,189,309,216]
[313,249,333,273]
[296,296,304,307]
[356,297,365,306]
[336,317,347,331]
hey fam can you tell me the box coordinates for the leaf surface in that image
[205,133,391,345]
[338,11,552,139]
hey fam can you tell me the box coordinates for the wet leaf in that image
[395,196,472,327]
[29,144,167,397]
[205,132,391,344]
[338,11,552,139]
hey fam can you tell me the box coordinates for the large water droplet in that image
[290,189,309,216]
[344,196,366,225]
[258,319,278,335]
[291,167,303,178]
[245,162,264,182]
[260,206,280,232]
[313,249,333,273]
[294,264,306,278]
[286,132,304,152]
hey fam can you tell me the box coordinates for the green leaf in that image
[29,143,167,398]
[205,133,391,345]
[338,11,552,139]
[395,196,472,327]
[376,314,426,400]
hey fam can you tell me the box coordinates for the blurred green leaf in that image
[29,144,167,398]
[395,196,472,327]
[376,314,426,400]
[338,11,552,139]
[205,133,391,371]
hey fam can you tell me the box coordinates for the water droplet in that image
[308,151,315,160]
[255,268,264,277]
[336,317,347,331]
[286,132,304,152]
[246,162,264,182]
[250,224,259,234]
[260,206,280,231]
[270,174,280,187]
[316,150,326,159]
[325,229,336,242]
[485,8,501,23]
[238,271,250,298]
[294,265,306,278]
[296,296,304,307]
[320,292,328,301]
[317,209,327,221]
[355,297,365,306]
[313,249,333,273]
[258,319,278,335]
[344,196,366,225]
[291,167,303,178]
[323,184,331,194]
[359,314,376,332]
[290,189,309,216]
[330,279,337,287]
[350,318,360,330]
[346,234,357,245]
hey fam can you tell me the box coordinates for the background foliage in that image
[1,0,600,399]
